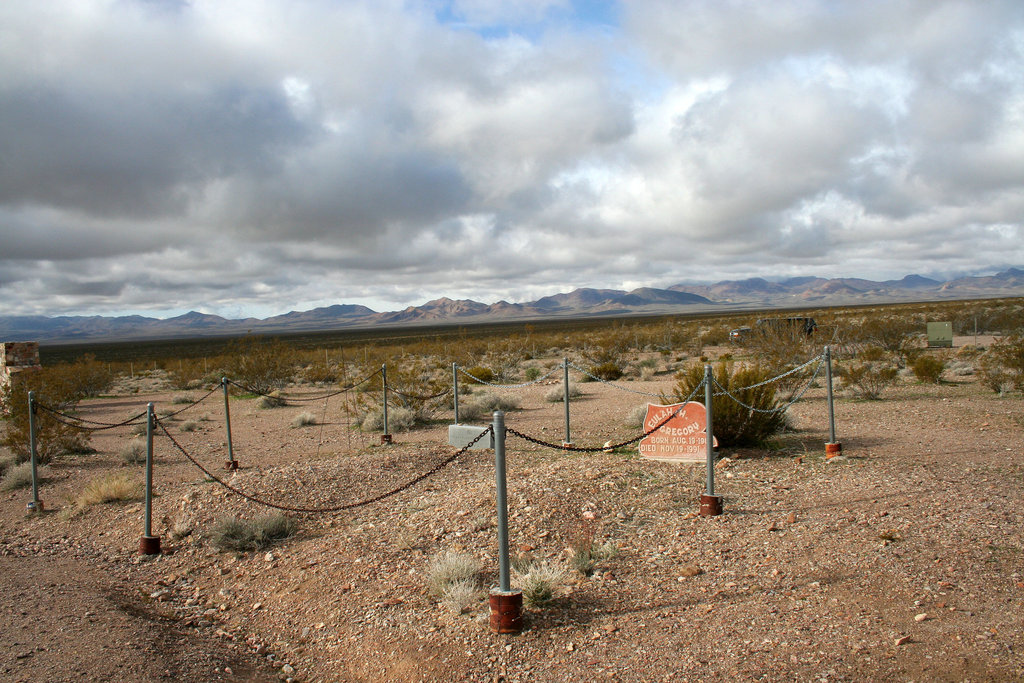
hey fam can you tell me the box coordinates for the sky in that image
[1,0,1023,319]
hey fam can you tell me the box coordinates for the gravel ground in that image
[1,342,1022,682]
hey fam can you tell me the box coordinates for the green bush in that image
[911,355,945,383]
[588,362,623,381]
[1,367,91,464]
[463,366,493,384]
[672,362,786,447]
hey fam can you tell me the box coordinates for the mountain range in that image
[2,269,1022,343]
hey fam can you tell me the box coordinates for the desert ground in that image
[1,339,1022,682]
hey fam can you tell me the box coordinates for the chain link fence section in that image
[226,366,383,404]
[155,417,492,514]
[388,385,452,401]
[457,365,561,389]
[711,355,826,414]
[713,354,824,395]
[565,360,670,398]
[34,401,149,431]
[506,378,706,452]
[34,383,222,432]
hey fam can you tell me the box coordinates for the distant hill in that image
[1,269,1022,343]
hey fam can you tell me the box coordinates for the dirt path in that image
[0,541,278,682]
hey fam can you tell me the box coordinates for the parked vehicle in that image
[728,327,751,342]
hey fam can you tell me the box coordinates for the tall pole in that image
[824,346,842,456]
[699,365,722,516]
[381,363,391,444]
[488,410,523,633]
[140,403,160,554]
[493,411,510,591]
[452,362,460,424]
[562,358,572,447]
[222,377,237,470]
[27,391,42,512]
[705,365,714,497]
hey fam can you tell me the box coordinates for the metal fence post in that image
[562,358,572,448]
[489,410,522,633]
[222,377,237,470]
[824,346,842,456]
[26,391,42,512]
[700,365,723,516]
[381,363,392,444]
[452,362,460,424]
[140,403,161,555]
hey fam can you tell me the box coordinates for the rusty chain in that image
[156,417,492,514]
[226,366,382,404]
[505,378,706,452]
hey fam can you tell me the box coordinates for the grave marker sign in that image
[637,402,717,463]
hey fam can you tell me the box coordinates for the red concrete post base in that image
[561,442,574,450]
[699,494,723,517]
[825,442,843,458]
[489,590,523,634]
[139,535,162,555]
[224,460,239,471]
[380,434,393,445]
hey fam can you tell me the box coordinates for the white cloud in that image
[0,0,1022,318]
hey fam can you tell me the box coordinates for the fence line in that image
[155,417,492,514]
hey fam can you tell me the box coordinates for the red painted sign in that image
[637,402,716,462]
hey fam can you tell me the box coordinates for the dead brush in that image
[210,513,298,552]
[426,550,482,614]
[75,472,144,508]
[512,560,567,608]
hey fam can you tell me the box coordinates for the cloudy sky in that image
[2,0,1023,318]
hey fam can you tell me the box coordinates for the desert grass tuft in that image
[210,513,298,552]
[427,550,482,599]
[120,439,147,464]
[513,560,566,607]
[291,412,318,427]
[1,461,36,491]
[75,472,144,508]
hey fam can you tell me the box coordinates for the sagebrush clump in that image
[672,361,786,447]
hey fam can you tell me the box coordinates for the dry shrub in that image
[224,336,296,395]
[291,411,318,427]
[120,439,147,464]
[76,472,144,507]
[463,366,494,384]
[257,392,286,409]
[835,362,899,400]
[544,383,584,403]
[513,561,566,608]
[2,461,36,491]
[911,355,945,383]
[427,551,481,600]
[978,334,1024,394]
[210,514,298,552]
[359,406,415,432]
